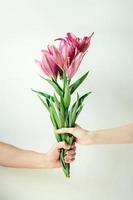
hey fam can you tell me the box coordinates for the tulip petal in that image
[43,52,58,78]
[35,59,50,77]
[80,32,94,52]
[67,32,77,41]
[42,55,54,77]
[67,52,86,79]
[47,45,54,55]
[52,46,65,69]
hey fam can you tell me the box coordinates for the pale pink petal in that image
[59,39,66,52]
[67,52,86,79]
[42,54,55,78]
[52,46,65,69]
[44,52,58,78]
[35,59,49,77]
[47,45,54,55]
[41,49,48,53]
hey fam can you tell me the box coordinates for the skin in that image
[0,142,76,169]
[56,123,133,145]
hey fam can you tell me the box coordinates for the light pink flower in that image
[35,51,58,79]
[36,32,94,79]
[42,43,75,71]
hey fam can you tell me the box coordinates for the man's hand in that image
[46,142,76,168]
[0,141,76,169]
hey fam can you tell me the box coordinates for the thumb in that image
[55,141,71,150]
[56,128,75,136]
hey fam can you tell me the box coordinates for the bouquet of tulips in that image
[32,32,94,177]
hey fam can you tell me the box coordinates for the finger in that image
[65,154,75,159]
[65,143,76,152]
[70,143,76,150]
[68,145,76,152]
[66,150,76,155]
[65,157,75,163]
[55,141,70,150]
[71,142,75,147]
[56,128,76,136]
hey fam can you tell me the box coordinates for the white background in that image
[0,0,133,199]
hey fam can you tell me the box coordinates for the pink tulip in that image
[59,39,75,66]
[42,44,75,72]
[36,32,94,80]
[42,46,64,69]
[66,32,94,53]
[35,51,58,79]
[53,32,94,78]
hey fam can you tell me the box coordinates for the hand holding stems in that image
[56,124,91,145]
[46,142,76,168]
[56,123,133,145]
[0,142,76,169]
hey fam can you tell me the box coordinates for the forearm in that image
[0,142,49,168]
[88,123,133,145]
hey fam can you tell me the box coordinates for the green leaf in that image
[37,95,49,111]
[40,76,63,96]
[70,71,90,94]
[49,106,62,141]
[72,91,92,110]
[76,104,84,120]
[55,133,62,142]
[60,100,65,126]
[66,135,70,143]
[46,98,50,107]
[60,149,67,171]
[49,97,62,128]
[69,136,74,145]
[70,93,79,126]
[49,107,58,129]
[68,110,72,127]
[31,89,54,101]
[79,91,92,105]
[53,94,65,127]
[53,93,60,110]
[65,112,69,127]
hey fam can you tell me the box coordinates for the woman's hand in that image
[56,125,92,145]
[56,123,133,145]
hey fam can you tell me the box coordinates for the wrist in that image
[44,153,56,168]
[34,153,51,169]
[84,130,95,145]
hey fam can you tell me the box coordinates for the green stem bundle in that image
[32,71,91,177]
